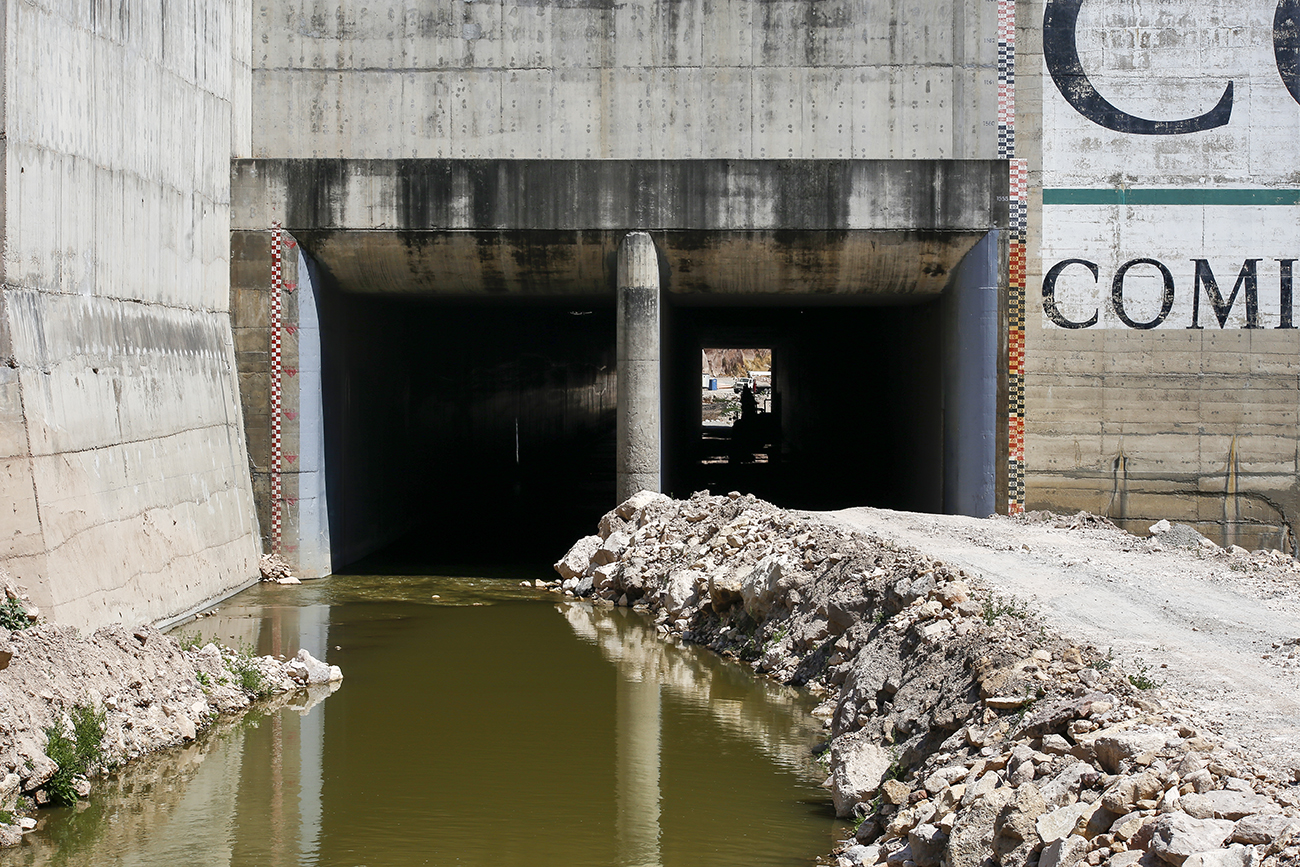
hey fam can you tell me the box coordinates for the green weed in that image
[981,594,1031,625]
[0,596,32,631]
[224,646,272,698]
[1088,649,1115,671]
[1128,663,1163,691]
[176,631,205,652]
[43,704,107,807]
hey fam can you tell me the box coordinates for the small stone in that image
[882,779,912,806]
[1181,845,1251,867]
[1108,852,1147,867]
[884,842,914,866]
[908,823,948,867]
[1038,802,1100,844]
[1039,834,1090,867]
[934,580,970,607]
[918,619,954,642]
[924,767,967,794]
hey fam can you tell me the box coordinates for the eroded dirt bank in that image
[555,492,1300,867]
[0,586,341,847]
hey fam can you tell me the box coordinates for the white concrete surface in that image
[0,0,262,627]
[250,0,999,160]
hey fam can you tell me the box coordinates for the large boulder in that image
[1080,725,1175,773]
[615,490,669,520]
[592,531,631,567]
[554,535,601,581]
[1150,813,1235,865]
[708,569,744,610]
[1232,813,1300,844]
[0,774,20,812]
[287,649,342,685]
[830,731,895,818]
[949,787,1016,867]
[1037,801,1102,844]
[661,570,699,618]
[740,556,783,619]
[994,784,1047,867]
[907,824,948,867]
[1039,761,1102,809]
[1180,789,1278,821]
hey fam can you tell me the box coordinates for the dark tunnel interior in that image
[664,303,944,515]
[317,288,951,574]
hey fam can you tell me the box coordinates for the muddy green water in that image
[9,575,846,866]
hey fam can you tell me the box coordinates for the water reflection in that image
[563,603,836,867]
[5,578,840,867]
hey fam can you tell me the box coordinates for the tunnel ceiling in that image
[236,158,1008,299]
[294,229,987,298]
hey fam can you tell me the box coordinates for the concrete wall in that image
[250,0,998,160]
[231,158,1007,299]
[1021,0,1300,549]
[0,0,261,626]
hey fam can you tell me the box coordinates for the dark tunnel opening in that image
[318,288,619,573]
[316,284,963,575]
[664,302,945,515]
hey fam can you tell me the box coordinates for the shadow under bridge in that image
[229,159,1011,573]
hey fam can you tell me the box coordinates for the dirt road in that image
[814,507,1300,780]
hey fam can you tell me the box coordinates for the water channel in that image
[7,572,848,866]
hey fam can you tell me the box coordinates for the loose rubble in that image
[553,491,1300,867]
[259,553,301,584]
[0,598,341,846]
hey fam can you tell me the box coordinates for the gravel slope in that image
[815,508,1300,781]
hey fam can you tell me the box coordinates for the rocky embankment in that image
[0,580,341,848]
[554,491,1300,867]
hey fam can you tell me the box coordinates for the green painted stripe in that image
[1043,188,1300,206]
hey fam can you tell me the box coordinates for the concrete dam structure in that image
[2,0,1297,626]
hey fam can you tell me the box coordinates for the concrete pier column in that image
[616,232,662,503]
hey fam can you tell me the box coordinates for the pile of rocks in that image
[555,491,1300,867]
[259,553,301,584]
[0,621,341,847]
